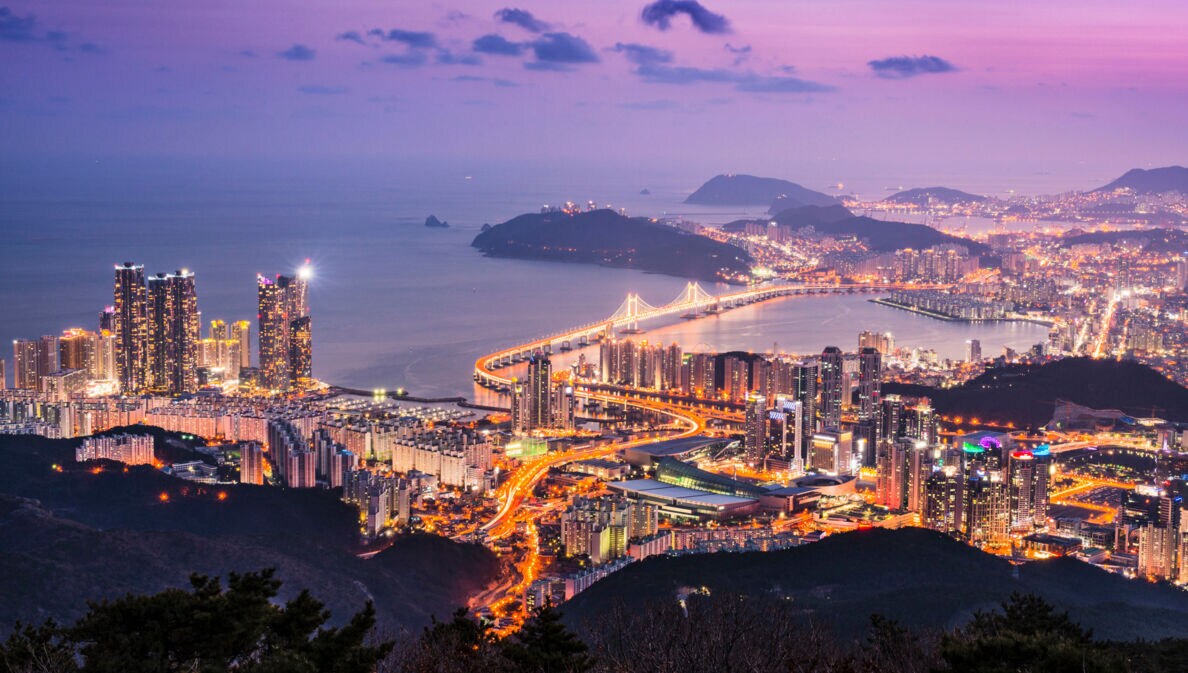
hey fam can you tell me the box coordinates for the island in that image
[683,173,837,209]
[424,214,449,228]
[1093,165,1188,194]
[471,208,753,283]
[884,186,988,206]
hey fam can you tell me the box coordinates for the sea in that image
[0,156,1053,399]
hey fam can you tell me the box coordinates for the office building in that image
[809,430,853,475]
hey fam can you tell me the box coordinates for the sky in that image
[2,0,1187,190]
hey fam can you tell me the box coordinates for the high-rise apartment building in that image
[257,275,290,390]
[525,352,553,430]
[257,272,311,391]
[13,339,38,390]
[289,315,312,387]
[232,320,251,368]
[146,270,199,394]
[240,441,264,485]
[819,346,844,430]
[58,328,94,374]
[967,339,982,363]
[114,262,148,393]
[856,347,882,465]
[743,393,768,465]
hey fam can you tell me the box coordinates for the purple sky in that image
[2,0,1186,188]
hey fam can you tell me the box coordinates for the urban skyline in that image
[3,1,1188,669]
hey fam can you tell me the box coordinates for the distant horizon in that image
[0,152,1174,204]
[2,1,1185,189]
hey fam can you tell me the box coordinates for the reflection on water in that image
[471,293,1051,405]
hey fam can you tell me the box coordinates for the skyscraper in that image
[257,271,311,391]
[99,306,115,332]
[819,346,844,430]
[147,270,199,394]
[240,442,264,485]
[967,339,982,363]
[289,315,312,387]
[793,360,818,450]
[113,262,148,393]
[35,335,60,381]
[13,339,37,390]
[210,319,229,341]
[743,393,768,465]
[856,347,882,466]
[59,328,95,374]
[232,320,251,368]
[525,352,553,430]
[257,275,290,390]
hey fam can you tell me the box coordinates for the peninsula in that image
[471,208,753,283]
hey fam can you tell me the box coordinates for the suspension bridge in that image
[474,281,940,388]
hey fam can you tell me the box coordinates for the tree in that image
[502,605,592,673]
[936,593,1121,673]
[0,569,392,673]
[0,620,77,673]
[384,608,504,673]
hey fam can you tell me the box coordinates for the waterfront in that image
[1,159,1048,398]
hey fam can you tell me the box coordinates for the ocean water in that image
[0,157,1049,398]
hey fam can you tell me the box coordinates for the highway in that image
[467,391,705,624]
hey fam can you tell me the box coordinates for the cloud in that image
[611,42,673,66]
[453,75,519,87]
[436,49,481,66]
[298,85,348,95]
[635,64,833,94]
[278,44,316,61]
[336,30,365,44]
[380,51,428,67]
[381,29,437,49]
[529,32,599,67]
[0,7,100,52]
[735,75,831,93]
[0,6,38,41]
[239,49,257,58]
[494,8,549,33]
[473,34,525,56]
[867,54,957,79]
[725,43,751,65]
[640,0,730,34]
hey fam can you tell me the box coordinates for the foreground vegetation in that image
[4,570,1188,673]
